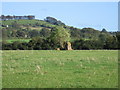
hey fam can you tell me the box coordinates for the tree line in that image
[1,35,119,50]
[1,27,120,50]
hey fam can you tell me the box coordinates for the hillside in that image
[2,19,56,28]
[0,17,119,50]
[1,17,112,40]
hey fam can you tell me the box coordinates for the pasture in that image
[6,39,31,43]
[1,39,31,43]
[2,50,118,88]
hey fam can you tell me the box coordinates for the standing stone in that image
[56,48,60,50]
[67,42,72,50]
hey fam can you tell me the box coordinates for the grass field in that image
[2,19,56,28]
[1,39,31,43]
[2,50,118,88]
[6,39,31,43]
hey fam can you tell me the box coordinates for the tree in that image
[116,32,120,49]
[40,28,51,38]
[49,26,70,49]
[28,30,40,38]
[44,17,65,25]
[104,36,118,49]
[12,41,21,50]
[16,30,26,38]
[2,42,12,50]
[70,28,81,39]
[28,37,44,50]
[11,21,21,29]
[72,39,84,50]
[101,28,107,33]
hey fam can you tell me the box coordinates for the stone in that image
[67,42,72,50]
[56,48,60,50]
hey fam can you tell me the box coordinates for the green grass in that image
[6,39,31,43]
[2,19,56,27]
[1,39,31,43]
[2,50,118,88]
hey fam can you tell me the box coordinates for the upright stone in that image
[56,48,60,50]
[67,42,72,50]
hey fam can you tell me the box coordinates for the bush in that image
[72,39,104,50]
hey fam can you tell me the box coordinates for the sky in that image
[2,2,118,31]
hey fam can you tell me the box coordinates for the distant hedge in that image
[1,36,119,50]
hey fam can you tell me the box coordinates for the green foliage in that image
[80,28,100,39]
[28,30,40,38]
[101,28,108,33]
[103,36,118,49]
[2,42,12,50]
[28,37,44,50]
[98,33,107,42]
[11,21,21,29]
[70,27,81,38]
[116,32,120,49]
[40,28,51,37]
[44,17,65,25]
[16,30,26,37]
[72,39,104,50]
[49,26,70,48]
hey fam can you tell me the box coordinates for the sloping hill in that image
[1,17,113,41]
[2,19,54,26]
[1,17,119,50]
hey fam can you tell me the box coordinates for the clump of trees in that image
[72,35,118,50]
[44,17,65,26]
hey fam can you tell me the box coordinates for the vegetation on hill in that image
[0,17,119,50]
